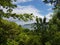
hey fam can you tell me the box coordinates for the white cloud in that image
[13,0,32,4]
[2,5,53,25]
[12,5,43,18]
[46,12,53,22]
[1,0,53,25]
[0,6,7,13]
[46,3,53,6]
[7,5,43,25]
[2,5,44,25]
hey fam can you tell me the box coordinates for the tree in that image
[43,0,60,10]
[0,19,22,45]
[0,0,16,18]
[34,16,48,32]
[0,0,34,45]
[43,0,60,45]
[0,0,34,21]
[33,16,49,45]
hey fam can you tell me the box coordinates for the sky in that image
[5,0,54,25]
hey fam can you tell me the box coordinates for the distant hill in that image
[22,23,35,30]
[22,22,49,30]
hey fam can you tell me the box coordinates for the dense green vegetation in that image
[0,0,60,45]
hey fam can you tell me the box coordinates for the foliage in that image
[0,0,60,45]
[0,19,41,45]
[43,0,60,9]
[0,0,34,21]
